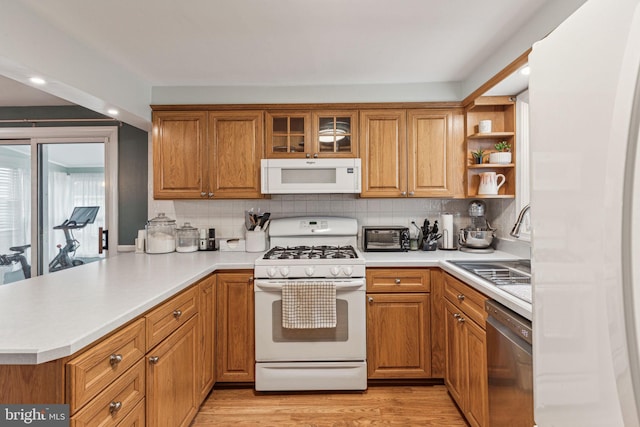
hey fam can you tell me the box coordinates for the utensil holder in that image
[245,230,266,252]
[422,239,438,251]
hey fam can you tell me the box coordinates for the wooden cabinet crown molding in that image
[151,101,463,112]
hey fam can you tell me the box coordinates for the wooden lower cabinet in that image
[199,275,216,402]
[444,273,488,427]
[366,268,432,379]
[146,315,199,427]
[367,293,431,378]
[216,270,255,382]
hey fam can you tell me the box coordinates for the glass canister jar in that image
[145,213,176,254]
[176,222,199,253]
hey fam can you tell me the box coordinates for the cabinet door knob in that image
[208,192,214,197]
[408,191,415,196]
[173,309,182,319]
[109,353,123,366]
[313,153,318,158]
[368,297,374,303]
[149,356,159,364]
[457,316,466,323]
[395,278,401,284]
[200,192,206,197]
[306,153,311,158]
[457,294,465,301]
[453,313,461,319]
[109,401,122,414]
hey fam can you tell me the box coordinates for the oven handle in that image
[254,279,366,291]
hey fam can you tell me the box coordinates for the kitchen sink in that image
[450,260,532,303]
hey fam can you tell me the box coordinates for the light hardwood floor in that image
[191,385,468,426]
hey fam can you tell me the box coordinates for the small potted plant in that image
[489,141,512,164]
[471,149,485,164]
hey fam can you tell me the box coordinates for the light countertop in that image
[0,248,530,365]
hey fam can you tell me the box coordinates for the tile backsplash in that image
[149,195,518,243]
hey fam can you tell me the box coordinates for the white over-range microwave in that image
[261,158,362,194]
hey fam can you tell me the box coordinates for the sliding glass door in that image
[39,142,106,276]
[0,127,117,285]
[0,142,31,284]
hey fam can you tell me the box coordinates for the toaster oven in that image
[362,226,410,252]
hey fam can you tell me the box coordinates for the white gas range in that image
[253,216,367,392]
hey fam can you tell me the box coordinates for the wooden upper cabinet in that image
[359,109,407,197]
[408,109,463,197]
[153,111,208,199]
[208,111,264,198]
[312,110,358,158]
[266,110,358,158]
[360,108,463,198]
[265,111,311,158]
[153,110,263,199]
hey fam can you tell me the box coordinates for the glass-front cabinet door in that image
[265,112,311,158]
[312,111,358,158]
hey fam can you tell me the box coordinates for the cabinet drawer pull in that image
[149,356,159,364]
[395,278,401,284]
[109,401,122,414]
[109,353,123,366]
[173,309,182,319]
[457,294,465,301]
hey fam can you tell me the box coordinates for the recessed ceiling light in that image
[520,66,531,76]
[107,109,119,116]
[29,77,46,85]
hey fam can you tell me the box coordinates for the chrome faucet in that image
[510,204,531,238]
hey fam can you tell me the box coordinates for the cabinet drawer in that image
[367,268,430,293]
[67,318,145,412]
[116,398,145,427]
[71,359,145,427]
[146,286,199,351]
[444,273,487,327]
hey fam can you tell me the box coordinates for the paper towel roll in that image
[441,214,454,249]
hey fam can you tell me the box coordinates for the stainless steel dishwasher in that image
[485,299,534,426]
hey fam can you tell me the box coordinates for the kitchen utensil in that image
[477,172,505,195]
[145,213,176,254]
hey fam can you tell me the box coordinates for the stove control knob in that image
[279,267,290,277]
[267,267,278,278]
[305,267,315,277]
[342,266,354,276]
[330,266,341,277]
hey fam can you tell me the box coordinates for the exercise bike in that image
[0,244,31,281]
[48,206,100,273]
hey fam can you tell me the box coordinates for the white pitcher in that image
[477,172,505,195]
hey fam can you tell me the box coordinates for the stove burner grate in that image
[263,245,358,260]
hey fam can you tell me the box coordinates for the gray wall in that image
[0,105,148,245]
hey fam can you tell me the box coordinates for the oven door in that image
[254,278,366,362]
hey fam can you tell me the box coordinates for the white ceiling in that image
[19,0,549,86]
[0,0,581,119]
